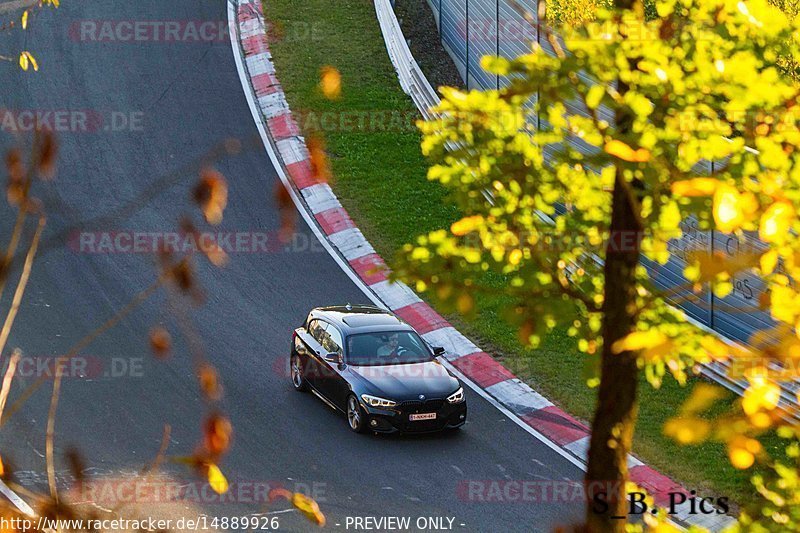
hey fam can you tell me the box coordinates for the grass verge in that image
[262,0,779,508]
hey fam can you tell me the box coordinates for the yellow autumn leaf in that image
[319,66,341,100]
[671,178,720,197]
[713,184,756,233]
[450,215,484,236]
[206,463,229,495]
[18,52,38,72]
[21,10,28,30]
[760,249,779,274]
[729,446,755,469]
[664,417,710,444]
[700,335,730,360]
[611,330,668,354]
[292,492,326,527]
[604,140,650,162]
[728,436,762,469]
[681,383,727,414]
[456,293,474,314]
[741,377,781,415]
[759,202,795,243]
[770,285,800,324]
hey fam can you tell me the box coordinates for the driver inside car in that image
[377,333,400,358]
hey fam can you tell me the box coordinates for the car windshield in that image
[346,331,432,366]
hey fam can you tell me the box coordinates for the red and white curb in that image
[230,1,733,530]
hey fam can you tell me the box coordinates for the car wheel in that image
[291,354,309,392]
[346,394,367,433]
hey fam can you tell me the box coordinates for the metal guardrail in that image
[375,1,440,120]
[374,0,800,421]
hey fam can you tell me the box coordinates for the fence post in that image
[536,0,541,131]
[709,160,716,330]
[465,0,470,88]
[496,0,500,89]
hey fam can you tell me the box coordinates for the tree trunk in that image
[583,0,641,527]
[584,173,642,532]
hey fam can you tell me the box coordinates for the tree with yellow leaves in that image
[392,0,800,529]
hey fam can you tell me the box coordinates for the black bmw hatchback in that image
[290,305,467,434]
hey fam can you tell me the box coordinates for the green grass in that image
[262,0,780,508]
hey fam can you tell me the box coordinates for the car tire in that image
[291,353,309,392]
[346,394,367,433]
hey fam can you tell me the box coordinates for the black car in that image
[290,305,467,434]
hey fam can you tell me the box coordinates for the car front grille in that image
[399,398,445,413]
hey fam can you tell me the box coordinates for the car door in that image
[297,319,327,388]
[316,322,349,409]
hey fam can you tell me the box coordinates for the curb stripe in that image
[252,72,280,96]
[276,136,308,164]
[315,207,356,235]
[258,92,290,119]
[393,302,450,334]
[349,253,389,285]
[485,378,554,413]
[285,160,317,190]
[421,326,478,361]
[630,465,689,508]
[268,113,300,139]
[450,351,515,389]
[522,406,590,447]
[301,183,341,214]
[328,228,376,262]
[245,52,274,76]
[242,34,270,55]
[370,279,422,309]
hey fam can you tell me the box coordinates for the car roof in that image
[310,305,414,336]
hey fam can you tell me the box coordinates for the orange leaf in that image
[149,327,172,359]
[671,178,720,197]
[203,413,233,457]
[292,493,326,527]
[319,66,341,100]
[198,363,223,401]
[194,169,228,225]
[604,140,650,162]
[450,215,484,236]
[307,136,332,183]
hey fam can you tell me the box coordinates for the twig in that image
[0,201,29,307]
[0,349,20,420]
[141,424,172,475]
[0,214,42,363]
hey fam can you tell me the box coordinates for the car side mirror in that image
[432,346,445,356]
[324,353,343,364]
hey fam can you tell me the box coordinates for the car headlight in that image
[447,387,465,404]
[361,394,397,408]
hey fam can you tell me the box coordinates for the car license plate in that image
[409,413,436,421]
